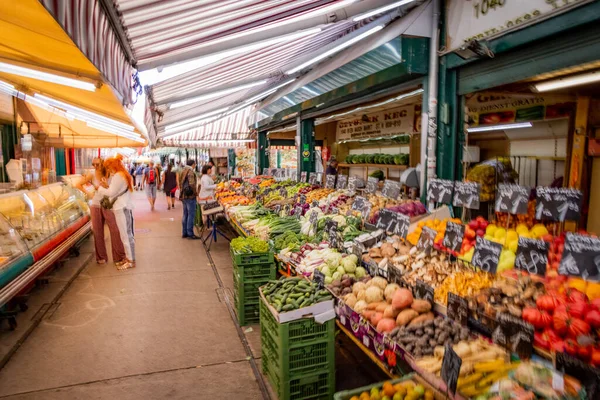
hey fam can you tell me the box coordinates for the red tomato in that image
[567,288,588,304]
[522,307,543,328]
[536,295,562,313]
[577,344,593,362]
[591,348,600,367]
[564,339,579,356]
[585,309,600,329]
[556,302,589,319]
[534,332,550,350]
[539,311,553,329]
[592,298,600,311]
[551,340,566,353]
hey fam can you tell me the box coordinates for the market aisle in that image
[0,191,264,400]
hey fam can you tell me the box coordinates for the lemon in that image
[486,224,497,236]
[494,228,507,239]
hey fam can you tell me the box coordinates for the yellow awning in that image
[0,0,147,147]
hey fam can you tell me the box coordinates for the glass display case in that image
[33,183,88,224]
[0,214,28,270]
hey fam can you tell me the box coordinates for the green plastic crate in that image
[233,272,270,303]
[259,297,334,347]
[234,292,260,326]
[233,262,276,281]
[264,363,335,400]
[261,327,334,380]
[230,247,274,266]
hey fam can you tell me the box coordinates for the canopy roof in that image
[0,0,147,147]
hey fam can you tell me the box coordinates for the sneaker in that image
[182,234,189,238]
[97,259,107,264]
[188,235,201,240]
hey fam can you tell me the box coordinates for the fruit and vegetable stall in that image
[217,174,598,399]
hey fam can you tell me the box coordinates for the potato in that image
[376,303,388,313]
[411,299,432,313]
[408,312,435,327]
[396,309,419,326]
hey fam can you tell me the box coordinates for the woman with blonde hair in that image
[77,157,126,265]
[99,158,136,270]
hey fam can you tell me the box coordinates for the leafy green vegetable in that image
[231,237,269,253]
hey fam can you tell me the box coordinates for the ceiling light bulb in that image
[533,71,600,92]
[0,62,96,91]
[467,122,533,133]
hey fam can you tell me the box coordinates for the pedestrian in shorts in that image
[143,161,161,211]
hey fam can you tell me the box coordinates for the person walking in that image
[99,158,136,270]
[198,164,218,226]
[77,158,127,265]
[143,161,161,211]
[178,159,199,239]
[163,162,177,210]
[135,163,145,190]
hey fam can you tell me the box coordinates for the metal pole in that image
[420,0,440,197]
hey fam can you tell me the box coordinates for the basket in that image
[230,247,274,266]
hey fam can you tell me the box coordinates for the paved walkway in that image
[0,191,265,399]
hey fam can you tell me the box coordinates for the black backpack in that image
[181,171,194,197]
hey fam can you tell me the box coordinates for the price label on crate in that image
[415,279,434,303]
[381,180,401,200]
[293,206,303,219]
[515,237,549,276]
[308,172,317,185]
[313,269,326,289]
[365,177,378,194]
[324,219,338,235]
[336,174,348,190]
[361,203,372,223]
[279,187,287,197]
[310,211,319,234]
[536,187,583,222]
[376,209,397,234]
[273,205,282,215]
[441,343,462,396]
[442,222,465,253]
[495,183,530,215]
[396,213,410,240]
[347,176,358,192]
[447,292,469,326]
[558,233,600,281]
[262,168,270,176]
[329,206,339,215]
[493,313,534,359]
[472,236,502,274]
[351,243,364,260]
[427,178,454,204]
[417,226,437,254]
[555,352,600,400]
[300,171,307,183]
[311,200,319,208]
[325,174,336,189]
[453,181,481,209]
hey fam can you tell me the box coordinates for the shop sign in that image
[466,92,575,127]
[336,106,415,141]
[446,0,594,53]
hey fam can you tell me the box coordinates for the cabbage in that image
[341,256,357,273]
[321,266,332,277]
[332,271,342,281]
[336,266,346,275]
[325,276,333,285]
[347,254,358,265]
[325,251,342,268]
[355,267,367,278]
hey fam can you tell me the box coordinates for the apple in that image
[465,227,476,240]
[468,220,479,230]
[476,229,485,237]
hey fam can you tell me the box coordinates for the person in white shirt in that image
[198,164,217,226]
[99,158,136,270]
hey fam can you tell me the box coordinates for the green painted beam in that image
[299,119,315,174]
[445,1,600,70]
[256,131,269,173]
[255,37,429,130]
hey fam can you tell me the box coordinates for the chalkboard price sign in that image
[495,183,530,215]
[447,292,469,326]
[453,181,481,209]
[347,176,358,192]
[396,213,410,240]
[262,168,270,176]
[415,279,434,303]
[361,203,372,222]
[376,209,397,234]
[381,180,401,200]
[300,171,307,183]
[293,206,303,219]
[313,269,326,289]
[336,174,348,190]
[441,343,462,396]
[536,187,584,222]
[351,196,367,212]
[492,313,534,359]
[515,237,549,276]
[325,174,336,189]
[308,172,317,185]
[472,236,502,274]
[273,205,282,215]
[427,178,454,204]
[351,243,364,260]
[558,233,600,281]
[279,187,288,197]
[443,222,465,253]
[417,226,437,254]
[555,352,600,400]
[299,194,306,205]
[365,177,379,194]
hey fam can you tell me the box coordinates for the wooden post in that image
[565,96,589,232]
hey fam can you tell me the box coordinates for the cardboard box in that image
[259,286,334,324]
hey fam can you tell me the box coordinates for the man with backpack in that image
[178,159,199,239]
[143,161,161,211]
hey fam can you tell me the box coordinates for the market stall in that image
[216,173,598,399]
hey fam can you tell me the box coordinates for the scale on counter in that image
[400,164,421,199]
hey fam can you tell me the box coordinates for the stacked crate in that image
[260,296,335,400]
[231,248,275,326]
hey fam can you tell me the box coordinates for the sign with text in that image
[555,352,600,400]
[351,196,367,212]
[472,236,502,274]
[325,174,336,189]
[495,183,529,215]
[365,177,379,194]
[515,237,549,276]
[396,213,410,240]
[453,181,481,209]
[300,171,307,183]
[417,226,437,254]
[336,174,348,190]
[347,176,358,192]
[415,280,434,303]
[376,209,397,234]
[336,105,415,141]
[441,343,462,396]
[381,180,401,200]
[447,292,469,326]
[558,233,600,281]
[293,206,303,219]
[443,222,465,253]
[492,313,534,359]
[445,0,592,53]
[427,178,454,204]
[536,187,583,222]
[308,172,317,185]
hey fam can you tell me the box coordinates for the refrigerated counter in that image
[0,182,91,307]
